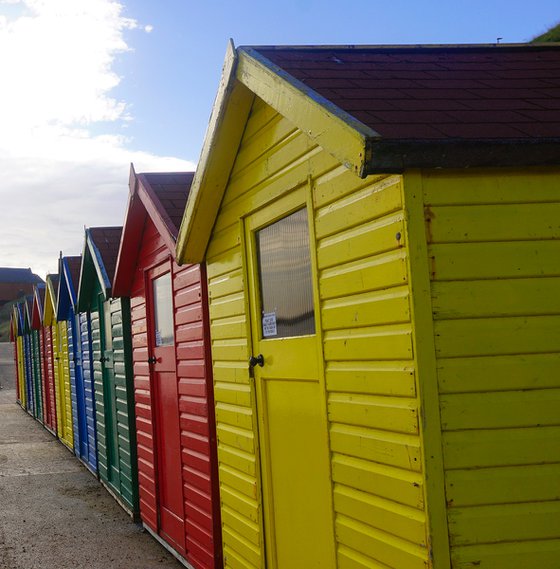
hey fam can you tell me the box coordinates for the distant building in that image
[0,268,44,307]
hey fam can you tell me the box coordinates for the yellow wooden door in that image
[245,188,335,569]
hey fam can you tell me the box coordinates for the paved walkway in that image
[0,343,183,569]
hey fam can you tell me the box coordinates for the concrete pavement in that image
[0,343,183,569]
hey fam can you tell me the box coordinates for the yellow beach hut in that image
[44,272,74,450]
[12,304,26,409]
[176,43,560,569]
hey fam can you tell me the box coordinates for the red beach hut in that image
[113,166,222,569]
[32,283,57,434]
[10,310,21,404]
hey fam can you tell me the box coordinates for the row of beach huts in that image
[8,42,560,569]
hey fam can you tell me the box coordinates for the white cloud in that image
[0,1,194,278]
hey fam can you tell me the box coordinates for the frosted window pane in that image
[103,301,113,351]
[256,208,315,339]
[153,273,174,346]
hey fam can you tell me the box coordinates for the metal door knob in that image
[249,354,264,368]
[147,356,157,364]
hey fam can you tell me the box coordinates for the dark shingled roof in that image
[0,267,43,284]
[254,44,560,141]
[89,227,122,284]
[65,256,82,292]
[37,285,45,307]
[48,274,59,290]
[142,172,195,238]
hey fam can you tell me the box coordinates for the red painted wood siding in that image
[129,217,221,569]
[42,326,57,433]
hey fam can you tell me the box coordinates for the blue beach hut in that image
[57,254,98,474]
[18,300,34,416]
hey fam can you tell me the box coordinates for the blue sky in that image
[112,0,560,160]
[0,0,558,277]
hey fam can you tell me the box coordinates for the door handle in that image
[99,356,108,363]
[147,356,157,364]
[249,354,264,369]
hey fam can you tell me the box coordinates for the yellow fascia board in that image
[236,47,379,178]
[43,275,57,326]
[176,40,255,265]
[177,42,379,265]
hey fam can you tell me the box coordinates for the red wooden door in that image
[147,261,185,554]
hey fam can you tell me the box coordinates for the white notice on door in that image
[262,312,277,337]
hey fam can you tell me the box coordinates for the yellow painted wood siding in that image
[57,320,74,450]
[423,168,560,568]
[317,171,428,569]
[206,96,429,568]
[17,336,26,408]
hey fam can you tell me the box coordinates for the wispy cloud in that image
[0,0,194,277]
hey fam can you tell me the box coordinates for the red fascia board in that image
[136,174,179,251]
[31,288,43,330]
[113,170,178,297]
[9,313,15,342]
[112,190,147,297]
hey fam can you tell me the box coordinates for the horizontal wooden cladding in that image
[332,454,424,510]
[437,353,560,394]
[432,277,560,320]
[324,323,413,361]
[315,175,403,240]
[207,270,244,302]
[446,463,560,507]
[317,211,406,272]
[434,314,560,358]
[429,240,560,281]
[422,168,560,207]
[329,393,419,435]
[330,424,422,473]
[207,250,243,281]
[320,249,408,300]
[443,426,560,470]
[130,214,219,566]
[427,203,560,244]
[334,484,427,546]
[326,361,416,398]
[210,316,247,342]
[208,292,246,322]
[448,501,560,546]
[213,150,333,241]
[219,464,258,504]
[212,361,250,385]
[450,538,560,569]
[335,515,429,569]
[314,165,386,209]
[441,388,560,431]
[221,529,261,569]
[322,286,410,330]
[221,137,324,221]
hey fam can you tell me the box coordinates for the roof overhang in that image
[113,164,179,296]
[176,41,560,265]
[57,255,73,321]
[176,41,380,264]
[31,284,45,330]
[77,228,112,311]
